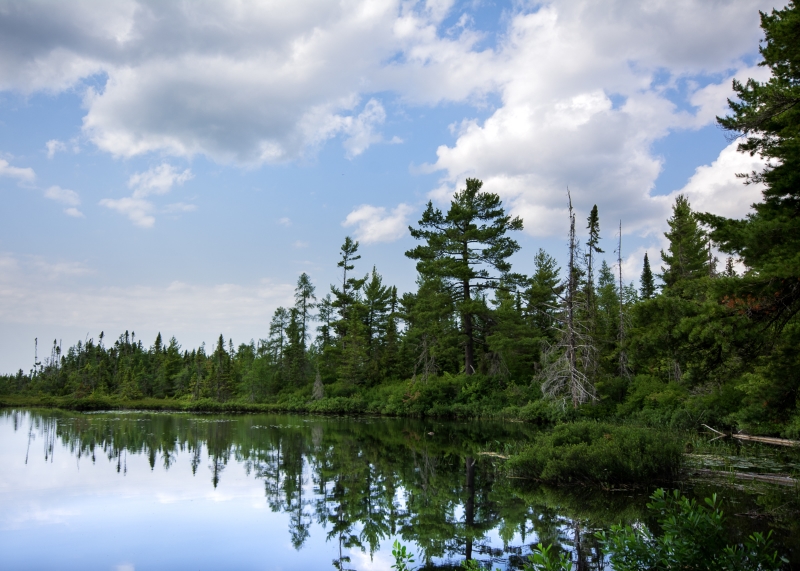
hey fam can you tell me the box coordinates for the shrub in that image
[598,488,787,571]
[505,422,682,485]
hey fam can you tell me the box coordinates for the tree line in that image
[2,3,798,436]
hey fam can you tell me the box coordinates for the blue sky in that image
[0,0,781,373]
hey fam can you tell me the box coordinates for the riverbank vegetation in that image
[2,4,799,440]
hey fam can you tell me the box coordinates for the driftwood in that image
[691,469,797,487]
[701,425,799,448]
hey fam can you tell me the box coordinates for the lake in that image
[0,409,797,570]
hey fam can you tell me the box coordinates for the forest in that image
[2,3,798,440]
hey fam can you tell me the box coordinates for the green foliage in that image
[524,543,573,571]
[391,540,416,571]
[639,253,655,299]
[598,488,787,571]
[660,195,710,293]
[406,178,523,375]
[505,422,682,484]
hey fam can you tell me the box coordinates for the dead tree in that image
[616,221,632,379]
[540,191,598,408]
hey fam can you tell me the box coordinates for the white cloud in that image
[0,0,490,164]
[0,0,782,239]
[0,253,294,334]
[341,98,387,158]
[128,163,192,198]
[44,185,80,206]
[99,196,154,228]
[44,185,84,217]
[101,163,193,227]
[663,141,766,221]
[293,240,309,249]
[342,203,413,244]
[425,1,779,240]
[0,159,35,183]
[278,217,291,226]
[45,139,67,159]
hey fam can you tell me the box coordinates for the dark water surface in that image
[0,409,797,570]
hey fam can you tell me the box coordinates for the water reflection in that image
[3,410,632,569]
[10,410,651,570]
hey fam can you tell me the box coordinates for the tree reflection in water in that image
[5,409,646,569]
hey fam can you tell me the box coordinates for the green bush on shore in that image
[505,421,683,485]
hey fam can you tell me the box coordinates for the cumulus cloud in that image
[664,141,766,220]
[44,185,84,217]
[343,203,413,244]
[0,159,35,183]
[0,0,782,235]
[100,163,193,227]
[426,1,779,240]
[0,0,493,164]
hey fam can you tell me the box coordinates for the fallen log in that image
[691,469,797,487]
[731,433,799,447]
[701,425,799,448]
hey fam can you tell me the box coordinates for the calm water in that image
[0,409,796,570]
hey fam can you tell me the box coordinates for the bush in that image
[598,488,787,571]
[505,422,682,485]
[513,400,575,425]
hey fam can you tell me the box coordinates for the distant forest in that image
[3,4,799,437]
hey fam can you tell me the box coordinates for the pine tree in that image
[406,178,523,375]
[640,252,656,299]
[700,2,800,327]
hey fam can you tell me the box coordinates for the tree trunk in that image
[463,278,474,375]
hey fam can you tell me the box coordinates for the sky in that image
[0,0,783,374]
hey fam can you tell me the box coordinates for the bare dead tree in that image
[412,334,438,385]
[616,220,632,379]
[540,191,598,408]
[312,366,325,400]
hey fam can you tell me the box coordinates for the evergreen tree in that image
[269,307,290,369]
[406,178,523,375]
[525,248,562,338]
[294,273,316,352]
[585,204,604,311]
[640,252,656,299]
[660,195,708,293]
[700,1,800,327]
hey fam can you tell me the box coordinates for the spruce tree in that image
[585,204,604,309]
[294,273,316,351]
[640,252,656,299]
[660,195,708,292]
